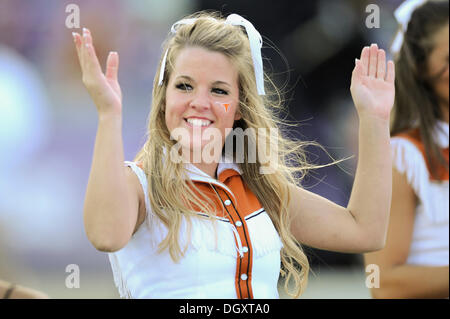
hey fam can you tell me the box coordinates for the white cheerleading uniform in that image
[390,121,449,266]
[108,157,283,298]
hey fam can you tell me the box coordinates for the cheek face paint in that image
[215,101,231,112]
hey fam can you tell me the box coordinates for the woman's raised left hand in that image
[350,44,395,121]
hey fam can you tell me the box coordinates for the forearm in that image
[347,116,392,247]
[83,114,133,250]
[0,280,49,299]
[373,265,449,299]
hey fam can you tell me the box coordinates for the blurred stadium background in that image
[0,0,402,298]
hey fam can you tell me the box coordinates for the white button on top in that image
[241,274,248,281]
[242,246,248,253]
[235,221,242,227]
[224,199,231,206]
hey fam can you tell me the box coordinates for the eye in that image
[176,83,192,91]
[212,88,228,95]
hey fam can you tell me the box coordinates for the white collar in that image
[184,153,242,182]
[182,154,241,202]
[433,120,449,148]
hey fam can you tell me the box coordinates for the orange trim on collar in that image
[218,168,241,184]
[396,129,449,181]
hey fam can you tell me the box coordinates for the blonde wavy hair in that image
[134,11,327,298]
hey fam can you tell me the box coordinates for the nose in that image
[189,89,211,111]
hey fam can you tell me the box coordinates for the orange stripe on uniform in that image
[190,169,263,299]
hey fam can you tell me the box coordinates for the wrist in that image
[98,111,123,122]
[357,116,391,143]
[357,111,391,127]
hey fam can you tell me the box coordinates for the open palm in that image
[350,44,395,121]
[73,28,122,116]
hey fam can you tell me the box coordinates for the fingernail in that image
[72,32,77,40]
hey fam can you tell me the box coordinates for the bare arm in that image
[0,280,49,299]
[364,168,449,299]
[83,115,141,252]
[370,265,449,299]
[290,44,395,253]
[74,29,144,252]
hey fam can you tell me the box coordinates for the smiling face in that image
[165,46,241,158]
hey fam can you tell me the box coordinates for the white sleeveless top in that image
[108,159,283,298]
[390,121,449,266]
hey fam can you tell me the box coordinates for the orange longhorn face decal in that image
[215,102,230,112]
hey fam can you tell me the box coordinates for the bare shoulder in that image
[392,167,417,203]
[124,164,145,202]
[124,165,147,234]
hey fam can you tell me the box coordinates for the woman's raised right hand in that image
[73,28,122,116]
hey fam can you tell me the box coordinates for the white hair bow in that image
[225,14,265,95]
[158,14,265,95]
[391,0,427,53]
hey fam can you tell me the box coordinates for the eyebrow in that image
[175,75,231,88]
